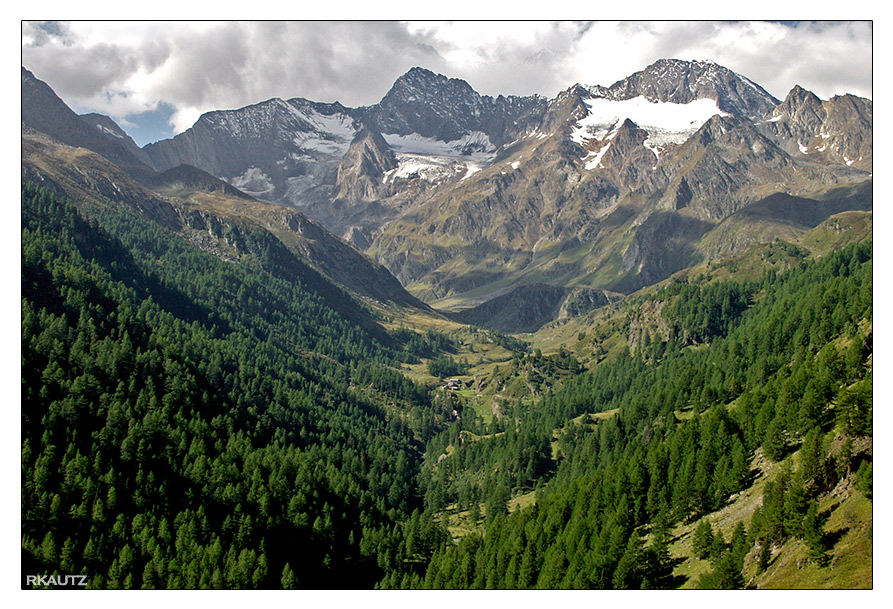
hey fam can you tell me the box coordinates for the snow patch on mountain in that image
[582,124,620,170]
[378,131,497,183]
[383,154,473,183]
[302,108,356,138]
[95,124,125,139]
[286,107,357,154]
[572,95,726,152]
[643,140,662,162]
[382,131,496,161]
[292,132,352,155]
[462,165,483,180]
[584,144,612,170]
[228,167,275,196]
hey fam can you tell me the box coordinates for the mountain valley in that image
[20,55,872,590]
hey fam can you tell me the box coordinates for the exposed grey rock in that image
[143,97,363,208]
[33,59,871,311]
[602,58,780,119]
[335,126,398,201]
[21,67,157,183]
[365,66,547,146]
[79,112,155,168]
[759,85,872,171]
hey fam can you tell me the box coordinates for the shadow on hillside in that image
[821,526,848,550]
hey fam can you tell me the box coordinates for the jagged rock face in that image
[143,97,362,205]
[21,68,157,183]
[656,114,865,221]
[78,112,155,168]
[582,118,670,194]
[538,85,591,134]
[773,85,826,130]
[603,58,780,119]
[366,67,547,146]
[370,67,488,142]
[822,94,873,170]
[335,127,398,201]
[759,85,872,171]
[28,59,872,311]
[369,68,869,300]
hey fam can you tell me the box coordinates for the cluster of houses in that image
[443,378,464,391]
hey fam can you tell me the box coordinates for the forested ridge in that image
[21,183,450,588]
[21,181,871,589]
[410,239,872,589]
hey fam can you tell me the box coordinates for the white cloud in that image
[573,21,872,101]
[21,20,872,141]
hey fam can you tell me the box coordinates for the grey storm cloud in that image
[21,20,872,141]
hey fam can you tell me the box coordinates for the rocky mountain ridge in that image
[20,71,429,313]
[21,67,158,183]
[597,58,780,118]
[23,59,873,331]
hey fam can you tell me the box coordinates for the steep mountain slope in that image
[21,181,456,590]
[140,67,545,242]
[21,53,873,591]
[26,59,871,324]
[758,85,872,171]
[21,131,426,312]
[365,62,870,304]
[600,58,780,119]
[22,131,183,229]
[78,112,156,168]
[147,164,256,200]
[411,237,872,590]
[143,97,363,207]
[22,69,430,313]
[697,181,873,260]
[21,67,157,183]
[335,126,399,202]
[451,283,615,333]
[366,66,547,146]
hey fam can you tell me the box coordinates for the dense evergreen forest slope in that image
[408,238,872,589]
[21,183,454,588]
[22,176,871,588]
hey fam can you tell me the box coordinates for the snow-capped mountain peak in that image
[600,58,779,119]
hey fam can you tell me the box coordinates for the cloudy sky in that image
[21,20,873,146]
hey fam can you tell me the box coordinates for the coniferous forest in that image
[21,180,872,589]
[21,183,448,588]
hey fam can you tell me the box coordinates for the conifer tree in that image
[692,520,714,560]
[801,502,826,563]
[281,563,297,589]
